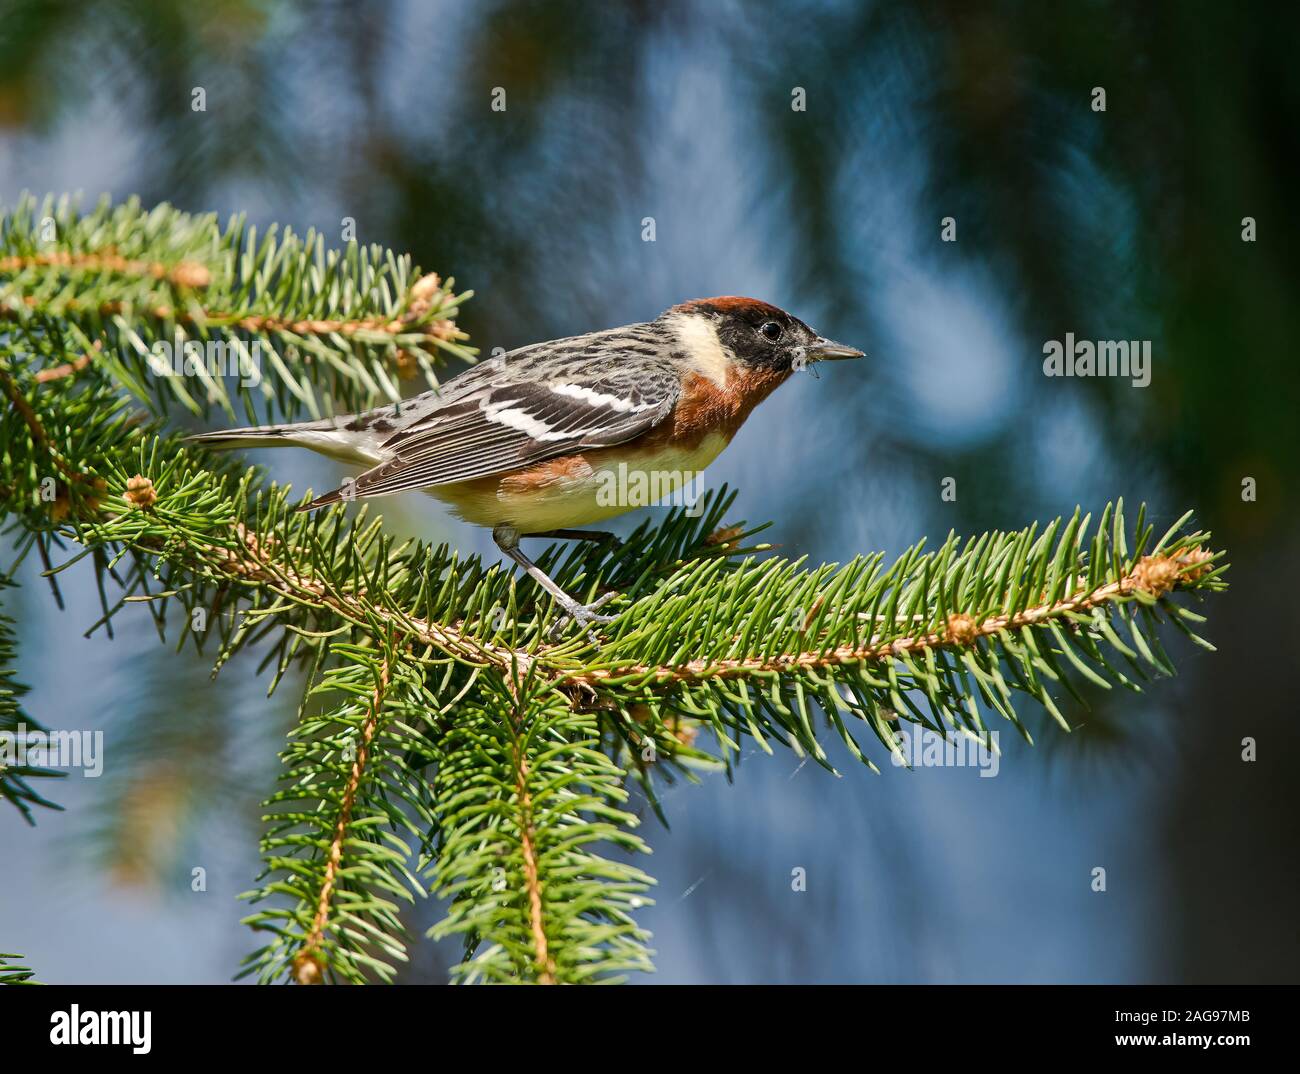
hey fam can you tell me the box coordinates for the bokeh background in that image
[1,0,1296,983]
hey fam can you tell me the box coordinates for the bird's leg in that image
[493,524,618,638]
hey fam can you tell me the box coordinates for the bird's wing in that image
[330,364,680,502]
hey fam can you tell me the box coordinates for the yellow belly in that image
[428,433,731,532]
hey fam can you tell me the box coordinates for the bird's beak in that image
[807,337,865,362]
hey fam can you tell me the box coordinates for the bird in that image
[187,297,864,632]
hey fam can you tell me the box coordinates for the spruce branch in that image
[1,192,474,424]
[292,642,396,985]
[240,636,440,985]
[0,195,1230,983]
[428,674,654,984]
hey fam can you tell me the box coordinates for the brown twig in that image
[223,523,518,671]
[4,269,464,344]
[512,749,555,984]
[557,551,1214,689]
[34,339,102,383]
[503,670,557,982]
[0,251,211,288]
[0,364,88,487]
[292,645,394,985]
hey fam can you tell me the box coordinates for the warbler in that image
[188,297,864,629]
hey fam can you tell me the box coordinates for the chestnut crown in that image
[667,296,863,370]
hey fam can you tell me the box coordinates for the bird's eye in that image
[760,321,783,341]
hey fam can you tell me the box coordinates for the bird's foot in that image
[548,590,620,641]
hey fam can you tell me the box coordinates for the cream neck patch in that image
[667,312,736,388]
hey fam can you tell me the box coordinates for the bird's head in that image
[662,296,864,375]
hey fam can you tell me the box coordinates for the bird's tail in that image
[183,417,343,451]
[186,418,374,513]
[296,486,350,512]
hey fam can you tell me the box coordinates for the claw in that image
[548,590,619,641]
